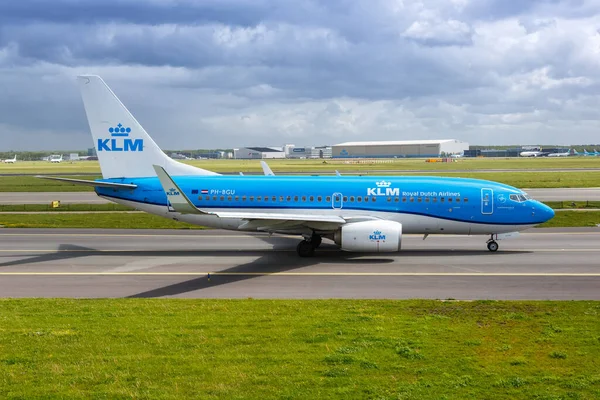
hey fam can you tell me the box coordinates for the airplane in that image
[3,155,16,163]
[260,160,275,176]
[450,154,463,158]
[548,149,577,157]
[583,149,600,156]
[49,154,63,163]
[38,75,555,256]
[519,150,547,157]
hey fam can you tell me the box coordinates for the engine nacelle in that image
[334,220,402,252]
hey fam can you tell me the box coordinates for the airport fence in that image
[544,201,600,209]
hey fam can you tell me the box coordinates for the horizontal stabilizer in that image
[36,176,137,189]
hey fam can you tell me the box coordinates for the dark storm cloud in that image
[1,0,600,150]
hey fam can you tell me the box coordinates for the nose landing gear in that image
[486,235,499,252]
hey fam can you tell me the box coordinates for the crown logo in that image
[373,230,382,235]
[376,181,391,188]
[108,123,131,137]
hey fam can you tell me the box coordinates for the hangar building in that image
[233,147,286,159]
[331,139,469,158]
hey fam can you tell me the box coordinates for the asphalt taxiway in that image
[0,228,599,299]
[2,188,600,205]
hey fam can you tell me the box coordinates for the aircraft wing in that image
[36,176,137,189]
[153,165,348,228]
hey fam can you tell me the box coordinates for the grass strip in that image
[0,299,599,399]
[0,203,134,212]
[0,212,203,229]
[3,172,600,192]
[1,210,599,228]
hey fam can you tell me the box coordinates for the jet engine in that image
[334,220,402,252]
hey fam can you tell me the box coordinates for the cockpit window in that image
[510,194,529,203]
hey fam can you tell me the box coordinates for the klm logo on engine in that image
[97,123,143,152]
[369,230,386,241]
[367,180,399,196]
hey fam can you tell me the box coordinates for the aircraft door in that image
[481,188,493,214]
[332,192,343,209]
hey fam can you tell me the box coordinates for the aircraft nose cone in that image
[536,202,555,223]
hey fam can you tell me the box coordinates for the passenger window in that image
[425,197,429,203]
[433,197,437,203]
[213,196,217,201]
[371,197,376,202]
[357,197,362,202]
[440,197,445,202]
[198,196,203,201]
[227,196,232,201]
[387,197,392,202]
[317,196,322,202]
[250,196,254,201]
[220,196,224,201]
[463,198,468,203]
[417,197,422,203]
[264,197,269,202]
[280,196,284,202]
[402,197,407,202]
[302,196,306,202]
[326,196,331,202]
[343,196,347,202]
[205,195,210,200]
[294,196,299,201]
[257,196,262,201]
[394,197,399,202]
[287,196,291,201]
[235,196,239,201]
[350,196,355,202]
[455,198,460,203]
[448,198,452,202]
[410,197,414,202]
[310,196,314,202]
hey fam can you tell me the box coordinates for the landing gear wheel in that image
[311,235,322,248]
[487,241,499,252]
[297,240,315,257]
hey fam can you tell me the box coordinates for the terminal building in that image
[284,144,333,159]
[331,139,469,158]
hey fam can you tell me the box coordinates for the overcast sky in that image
[1,0,600,151]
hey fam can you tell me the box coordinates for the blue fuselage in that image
[96,175,554,233]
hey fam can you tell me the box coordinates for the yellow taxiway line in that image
[0,272,599,277]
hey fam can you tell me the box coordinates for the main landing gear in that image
[296,234,322,257]
[486,235,499,252]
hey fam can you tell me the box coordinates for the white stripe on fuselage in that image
[105,196,533,236]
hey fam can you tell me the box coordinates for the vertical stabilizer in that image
[77,75,218,178]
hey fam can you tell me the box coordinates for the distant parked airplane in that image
[548,149,577,157]
[3,155,16,163]
[583,149,600,156]
[49,155,63,163]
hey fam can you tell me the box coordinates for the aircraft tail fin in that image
[77,75,219,179]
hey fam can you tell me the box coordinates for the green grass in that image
[0,203,134,212]
[1,210,598,228]
[2,171,600,192]
[0,299,599,399]
[537,211,600,228]
[0,212,203,229]
[2,157,600,175]
[0,176,99,192]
